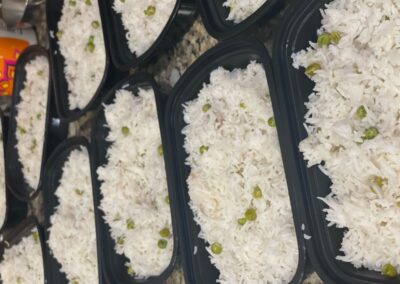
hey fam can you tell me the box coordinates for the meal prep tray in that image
[90,74,178,284]
[41,137,101,284]
[197,0,282,40]
[6,45,53,202]
[98,0,197,71]
[46,0,126,122]
[273,0,400,283]
[164,37,309,284]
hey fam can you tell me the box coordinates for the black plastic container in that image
[6,45,54,202]
[273,0,400,283]
[98,0,197,71]
[42,137,101,284]
[197,0,282,40]
[46,0,125,122]
[0,216,47,284]
[0,115,27,232]
[90,74,178,283]
[164,38,308,284]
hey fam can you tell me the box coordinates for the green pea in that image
[75,188,83,196]
[237,218,247,226]
[396,201,400,208]
[85,42,95,53]
[381,263,397,278]
[127,266,135,277]
[30,138,37,152]
[117,236,125,246]
[37,70,44,76]
[371,176,387,188]
[252,185,263,199]
[158,239,167,249]
[330,31,341,44]
[356,105,367,119]
[267,117,276,128]
[36,113,42,120]
[126,219,135,230]
[88,35,94,43]
[305,63,321,77]
[384,15,390,21]
[199,145,209,155]
[202,103,211,113]
[239,102,246,109]
[16,277,23,283]
[69,0,76,6]
[157,144,163,156]
[91,21,100,29]
[56,30,63,39]
[71,279,79,284]
[144,5,156,16]
[17,125,27,135]
[32,231,39,243]
[85,0,92,5]
[245,208,257,221]
[211,242,222,254]
[363,127,379,140]
[121,126,130,136]
[317,33,331,47]
[159,228,170,238]
[165,196,170,204]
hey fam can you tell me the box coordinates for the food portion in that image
[293,0,400,277]
[113,0,176,56]
[0,228,44,283]
[182,61,298,283]
[223,0,267,23]
[57,0,106,110]
[0,122,6,226]
[97,87,173,278]
[15,56,48,190]
[48,148,98,284]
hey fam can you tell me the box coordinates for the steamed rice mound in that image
[15,56,48,191]
[113,0,176,56]
[57,0,106,110]
[48,148,98,284]
[0,228,44,283]
[293,0,400,274]
[97,88,173,278]
[223,0,267,23]
[182,61,298,283]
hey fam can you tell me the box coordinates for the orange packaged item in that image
[0,37,29,96]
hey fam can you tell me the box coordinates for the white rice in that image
[57,0,106,110]
[113,0,176,56]
[0,228,44,283]
[223,0,267,23]
[182,62,298,284]
[15,56,48,190]
[0,122,6,227]
[293,0,400,273]
[97,88,173,278]
[48,148,98,283]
